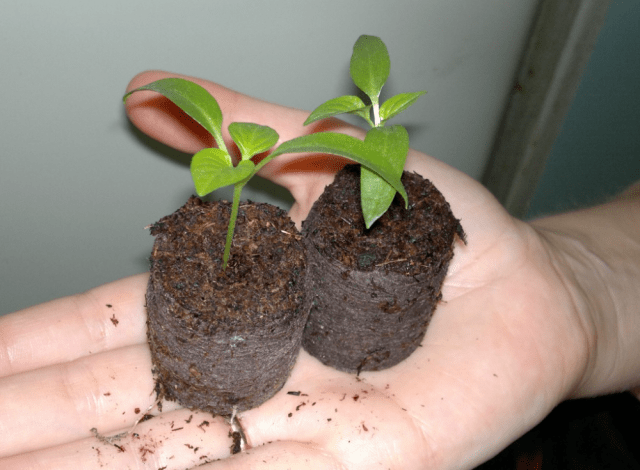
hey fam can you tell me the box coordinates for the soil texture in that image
[145,196,306,416]
[302,165,464,372]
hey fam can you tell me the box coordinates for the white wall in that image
[0,0,538,314]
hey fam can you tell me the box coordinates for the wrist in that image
[531,186,640,398]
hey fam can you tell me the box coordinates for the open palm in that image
[0,72,589,469]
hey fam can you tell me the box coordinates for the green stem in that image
[372,100,381,127]
[222,184,244,270]
[363,112,375,128]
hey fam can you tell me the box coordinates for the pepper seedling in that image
[304,34,426,228]
[123,71,407,269]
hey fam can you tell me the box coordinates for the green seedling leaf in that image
[124,77,227,153]
[229,122,280,160]
[190,148,255,197]
[304,95,369,126]
[360,167,395,228]
[268,132,408,207]
[360,125,409,227]
[228,122,279,161]
[350,35,390,102]
[380,91,426,124]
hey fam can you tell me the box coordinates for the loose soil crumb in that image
[230,431,242,455]
[90,427,127,451]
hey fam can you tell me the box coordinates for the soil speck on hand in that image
[138,445,154,462]
[230,431,243,454]
[110,314,119,327]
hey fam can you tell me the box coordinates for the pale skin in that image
[1,70,638,469]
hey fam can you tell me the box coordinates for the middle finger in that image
[0,343,161,457]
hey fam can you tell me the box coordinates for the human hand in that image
[0,71,595,469]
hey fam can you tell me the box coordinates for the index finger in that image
[0,273,148,377]
[125,71,319,154]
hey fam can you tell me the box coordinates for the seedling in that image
[123,36,420,268]
[123,86,403,269]
[304,35,426,227]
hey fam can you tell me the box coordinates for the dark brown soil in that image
[145,196,306,416]
[302,165,464,372]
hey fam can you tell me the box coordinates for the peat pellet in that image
[146,197,306,416]
[302,165,463,372]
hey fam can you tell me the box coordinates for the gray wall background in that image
[526,0,640,219]
[1,1,540,315]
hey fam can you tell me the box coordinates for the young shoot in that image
[124,78,278,270]
[304,35,426,228]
